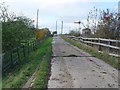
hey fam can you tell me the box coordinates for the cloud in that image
[1,0,119,34]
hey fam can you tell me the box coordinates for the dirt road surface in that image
[47,36,118,88]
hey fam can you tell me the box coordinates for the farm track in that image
[47,36,118,88]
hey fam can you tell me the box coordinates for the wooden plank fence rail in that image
[2,38,44,73]
[67,36,120,57]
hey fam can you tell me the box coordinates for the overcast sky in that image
[1,0,119,34]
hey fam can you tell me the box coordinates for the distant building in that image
[82,28,92,37]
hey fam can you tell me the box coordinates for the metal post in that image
[61,21,63,35]
[56,21,57,32]
[74,20,81,36]
[78,22,81,35]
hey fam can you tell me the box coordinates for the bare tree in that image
[96,9,119,39]
[87,6,99,34]
[0,2,18,22]
[0,2,9,22]
[87,6,119,39]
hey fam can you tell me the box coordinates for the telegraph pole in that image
[56,21,57,32]
[36,9,39,29]
[61,21,63,35]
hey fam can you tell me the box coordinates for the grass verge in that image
[62,36,119,69]
[2,37,52,88]
[33,42,52,88]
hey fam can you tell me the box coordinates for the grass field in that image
[62,36,119,69]
[2,37,52,88]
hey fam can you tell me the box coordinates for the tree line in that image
[69,6,120,39]
[0,2,51,52]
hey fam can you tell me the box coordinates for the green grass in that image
[0,79,2,90]
[2,37,52,88]
[33,41,52,88]
[62,36,119,69]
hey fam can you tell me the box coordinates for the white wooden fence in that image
[67,36,120,57]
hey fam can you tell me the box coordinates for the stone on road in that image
[47,36,118,88]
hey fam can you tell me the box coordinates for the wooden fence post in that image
[29,42,31,51]
[35,41,37,49]
[33,41,35,51]
[108,40,111,53]
[10,50,13,67]
[35,40,37,50]
[32,41,34,51]
[98,38,100,51]
[17,46,20,62]
[27,42,29,54]
[23,45,26,57]
[30,42,32,51]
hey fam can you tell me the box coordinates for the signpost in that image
[74,20,81,35]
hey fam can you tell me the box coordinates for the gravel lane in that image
[47,36,118,88]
